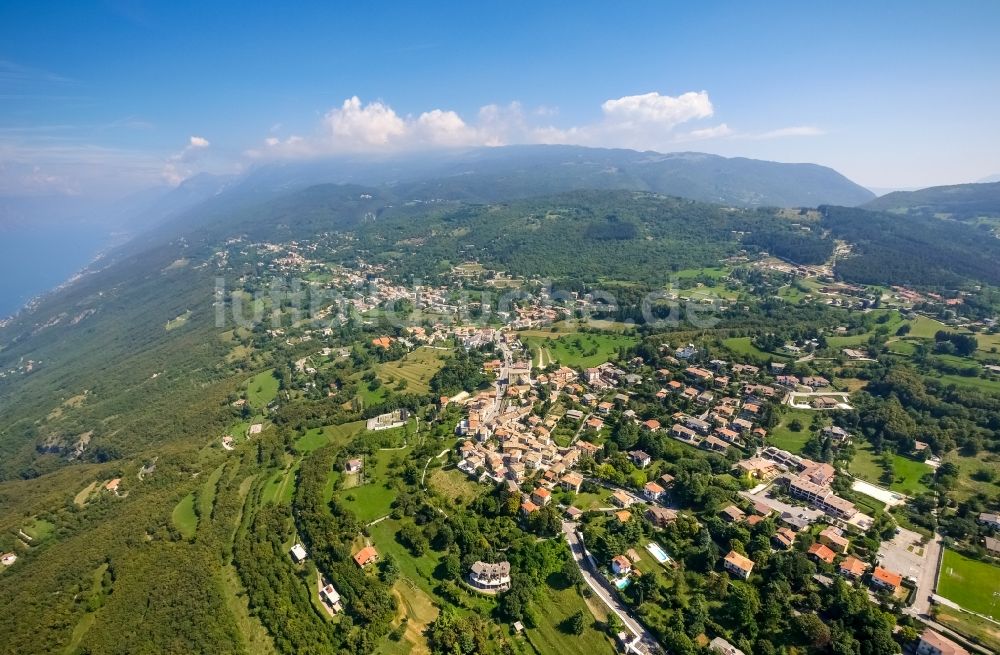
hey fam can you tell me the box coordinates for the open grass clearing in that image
[295,420,366,453]
[932,604,1000,654]
[524,583,616,655]
[171,492,198,539]
[246,369,280,408]
[335,447,411,522]
[848,442,931,496]
[368,518,445,600]
[376,346,448,395]
[261,459,301,506]
[427,467,481,507]
[21,517,56,542]
[521,332,637,369]
[942,451,1000,502]
[571,488,613,510]
[198,464,225,521]
[380,580,439,655]
[165,310,192,331]
[61,563,108,654]
[924,372,1000,394]
[673,266,729,280]
[907,315,949,339]
[767,409,820,454]
[73,480,99,507]
[723,336,791,361]
[938,549,1000,618]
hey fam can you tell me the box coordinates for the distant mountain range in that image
[216,145,877,209]
[0,145,876,237]
[863,181,1000,221]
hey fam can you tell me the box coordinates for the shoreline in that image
[0,229,132,324]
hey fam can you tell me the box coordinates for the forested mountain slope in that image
[863,181,1000,221]
[821,205,1000,287]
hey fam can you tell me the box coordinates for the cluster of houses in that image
[718,503,910,598]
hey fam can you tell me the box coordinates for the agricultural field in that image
[246,369,280,408]
[521,332,637,368]
[376,346,449,395]
[938,549,1000,618]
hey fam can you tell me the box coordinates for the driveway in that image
[562,521,660,654]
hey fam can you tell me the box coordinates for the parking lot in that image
[877,525,942,615]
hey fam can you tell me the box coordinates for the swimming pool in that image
[646,542,671,564]
[614,577,631,590]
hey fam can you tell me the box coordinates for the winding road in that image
[562,521,660,654]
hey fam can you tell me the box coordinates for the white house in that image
[290,543,308,563]
[468,560,511,592]
[320,583,343,613]
[611,555,632,576]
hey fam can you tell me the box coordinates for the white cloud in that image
[323,96,406,146]
[250,91,823,160]
[743,126,825,140]
[162,134,214,185]
[677,123,733,142]
[601,91,714,127]
[415,109,476,146]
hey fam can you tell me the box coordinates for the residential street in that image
[562,521,660,655]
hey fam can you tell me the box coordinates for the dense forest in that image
[822,205,1000,287]
[864,181,1000,222]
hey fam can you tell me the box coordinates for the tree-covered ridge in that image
[352,190,833,283]
[821,205,1000,287]
[863,181,1000,221]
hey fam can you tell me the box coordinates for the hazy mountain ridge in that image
[225,145,876,208]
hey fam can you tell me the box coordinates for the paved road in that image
[562,521,660,655]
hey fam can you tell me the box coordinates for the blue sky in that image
[2,0,999,196]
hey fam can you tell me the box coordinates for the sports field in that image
[938,548,1000,618]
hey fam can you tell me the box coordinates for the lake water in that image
[0,224,112,318]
